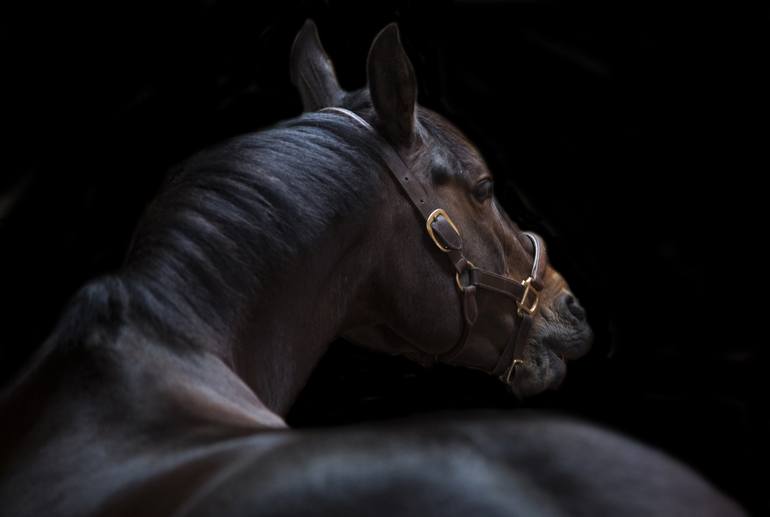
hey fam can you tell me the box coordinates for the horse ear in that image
[290,19,343,111]
[366,23,417,145]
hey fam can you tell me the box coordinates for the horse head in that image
[290,21,592,398]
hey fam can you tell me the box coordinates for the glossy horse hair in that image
[43,112,385,357]
[0,20,745,516]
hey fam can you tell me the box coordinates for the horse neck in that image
[0,125,394,463]
[223,214,381,416]
[114,129,389,420]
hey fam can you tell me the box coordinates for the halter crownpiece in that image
[321,107,547,384]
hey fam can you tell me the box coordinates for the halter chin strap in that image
[321,107,547,383]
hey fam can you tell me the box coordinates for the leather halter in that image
[321,107,548,384]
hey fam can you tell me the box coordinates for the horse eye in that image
[473,179,494,201]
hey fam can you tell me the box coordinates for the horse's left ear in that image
[290,19,344,111]
[367,23,417,145]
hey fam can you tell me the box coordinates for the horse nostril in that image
[561,293,586,322]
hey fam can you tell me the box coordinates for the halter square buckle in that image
[517,277,540,316]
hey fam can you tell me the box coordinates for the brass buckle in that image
[425,208,460,253]
[517,277,540,316]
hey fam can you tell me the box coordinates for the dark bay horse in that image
[0,21,742,516]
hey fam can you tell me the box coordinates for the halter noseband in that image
[321,107,547,384]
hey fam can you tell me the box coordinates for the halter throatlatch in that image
[321,107,547,384]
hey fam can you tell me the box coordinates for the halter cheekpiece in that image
[321,107,548,384]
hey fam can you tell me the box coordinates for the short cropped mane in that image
[99,112,385,348]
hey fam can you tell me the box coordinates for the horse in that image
[0,20,742,516]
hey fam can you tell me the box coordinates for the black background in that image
[1,1,766,513]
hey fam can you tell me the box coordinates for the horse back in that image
[111,414,744,517]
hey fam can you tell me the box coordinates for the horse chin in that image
[506,345,568,399]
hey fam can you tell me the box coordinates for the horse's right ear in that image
[290,20,343,111]
[366,24,417,146]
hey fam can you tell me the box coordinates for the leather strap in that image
[322,108,441,222]
[320,107,547,382]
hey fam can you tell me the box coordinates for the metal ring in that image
[504,359,526,384]
[454,261,475,292]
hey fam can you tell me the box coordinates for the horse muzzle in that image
[506,290,593,397]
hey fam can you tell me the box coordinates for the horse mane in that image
[34,113,388,364]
